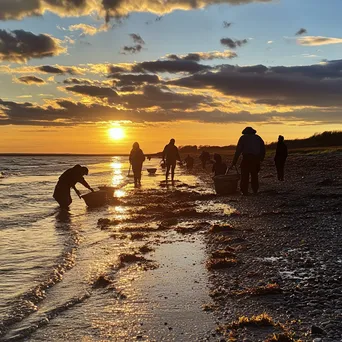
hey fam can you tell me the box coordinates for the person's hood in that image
[242,127,256,135]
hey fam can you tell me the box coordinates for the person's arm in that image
[79,177,94,192]
[260,137,266,162]
[176,147,181,162]
[162,146,167,161]
[72,185,82,198]
[141,150,146,162]
[232,137,243,166]
[285,145,288,159]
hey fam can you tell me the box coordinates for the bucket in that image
[147,168,157,175]
[213,167,240,195]
[82,191,108,208]
[98,186,115,197]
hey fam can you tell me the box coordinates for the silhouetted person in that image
[162,138,181,182]
[199,150,210,169]
[212,154,227,176]
[185,154,194,170]
[274,135,288,181]
[53,164,94,209]
[129,142,145,187]
[232,127,265,195]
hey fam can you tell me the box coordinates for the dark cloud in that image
[121,85,212,110]
[1,97,341,127]
[65,85,118,98]
[132,60,211,74]
[17,76,45,85]
[170,60,342,107]
[166,51,237,62]
[296,28,307,36]
[63,78,93,85]
[0,0,273,21]
[0,29,65,62]
[109,74,160,87]
[223,21,232,28]
[129,33,145,45]
[220,37,248,49]
[38,65,82,75]
[121,44,143,54]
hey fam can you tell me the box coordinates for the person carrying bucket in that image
[162,138,181,182]
[231,127,265,195]
[53,165,94,209]
[129,142,145,187]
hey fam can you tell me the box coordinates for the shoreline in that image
[1,151,341,341]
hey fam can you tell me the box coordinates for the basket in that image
[147,168,157,174]
[98,186,115,197]
[213,167,240,195]
[82,191,108,208]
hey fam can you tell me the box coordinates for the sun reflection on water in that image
[110,160,124,187]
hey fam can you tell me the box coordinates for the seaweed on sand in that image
[93,274,113,288]
[209,224,236,233]
[211,249,236,259]
[119,253,147,263]
[231,283,282,296]
[207,258,238,270]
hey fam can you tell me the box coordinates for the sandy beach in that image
[1,151,341,342]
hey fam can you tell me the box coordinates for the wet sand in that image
[2,151,341,342]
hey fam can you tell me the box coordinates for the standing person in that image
[274,135,288,181]
[162,138,181,182]
[53,164,94,209]
[232,127,265,195]
[212,154,227,176]
[129,142,145,187]
[199,150,210,169]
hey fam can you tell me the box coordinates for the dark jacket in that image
[162,144,181,164]
[58,166,90,189]
[275,142,288,161]
[129,148,145,166]
[233,127,265,165]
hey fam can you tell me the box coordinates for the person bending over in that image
[53,164,94,209]
[212,154,227,176]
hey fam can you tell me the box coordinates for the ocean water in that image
[0,155,214,340]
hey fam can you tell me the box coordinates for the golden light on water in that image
[108,127,125,141]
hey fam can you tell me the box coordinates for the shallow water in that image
[0,156,219,340]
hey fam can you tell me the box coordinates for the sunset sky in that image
[0,0,341,153]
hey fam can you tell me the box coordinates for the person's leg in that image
[275,161,281,180]
[240,159,249,195]
[279,160,285,181]
[166,163,171,181]
[171,163,176,182]
[251,160,260,193]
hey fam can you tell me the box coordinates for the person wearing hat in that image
[53,164,94,208]
[232,127,265,195]
[274,135,288,181]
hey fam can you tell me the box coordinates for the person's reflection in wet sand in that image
[55,208,71,228]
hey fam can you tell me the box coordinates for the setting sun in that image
[108,127,125,141]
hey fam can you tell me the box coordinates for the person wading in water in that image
[53,165,94,209]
